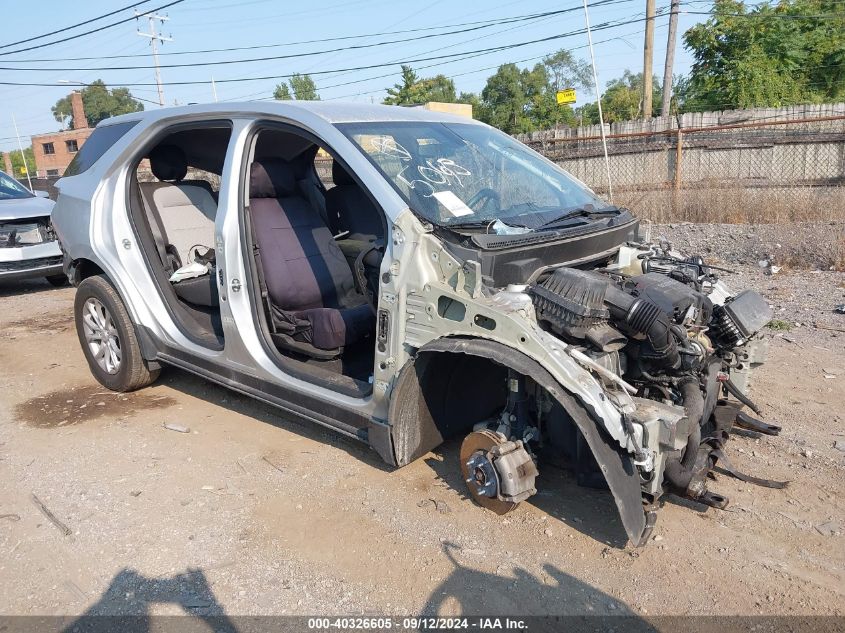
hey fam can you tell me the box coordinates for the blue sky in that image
[0,0,709,152]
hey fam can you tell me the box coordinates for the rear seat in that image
[139,144,217,266]
[139,144,219,307]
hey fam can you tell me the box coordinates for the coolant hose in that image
[679,378,704,465]
[663,378,705,490]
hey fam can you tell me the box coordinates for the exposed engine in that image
[524,243,776,509]
[454,237,786,543]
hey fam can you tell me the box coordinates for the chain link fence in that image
[520,107,845,224]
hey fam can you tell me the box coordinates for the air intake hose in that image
[603,284,680,368]
[531,268,680,368]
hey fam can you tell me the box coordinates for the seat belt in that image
[247,209,279,336]
[138,183,175,275]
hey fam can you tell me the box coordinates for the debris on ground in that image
[163,423,190,433]
[814,521,842,536]
[262,455,284,474]
[31,493,71,536]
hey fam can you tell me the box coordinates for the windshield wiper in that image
[447,218,530,230]
[536,205,621,229]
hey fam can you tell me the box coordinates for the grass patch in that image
[767,319,793,331]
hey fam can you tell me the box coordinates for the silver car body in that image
[52,102,773,546]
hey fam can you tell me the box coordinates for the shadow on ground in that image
[57,554,654,632]
[60,568,237,632]
[423,542,656,629]
[0,278,63,298]
[425,442,630,549]
[159,367,391,472]
[162,366,629,546]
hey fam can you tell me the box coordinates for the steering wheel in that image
[467,188,501,214]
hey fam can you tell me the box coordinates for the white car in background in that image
[0,169,65,285]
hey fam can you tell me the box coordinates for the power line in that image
[322,24,668,102]
[0,1,634,72]
[0,1,153,51]
[0,14,658,88]
[0,11,555,64]
[0,0,185,57]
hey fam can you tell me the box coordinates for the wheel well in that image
[418,350,509,439]
[389,349,509,466]
[71,258,105,285]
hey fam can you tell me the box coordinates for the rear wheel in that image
[74,275,160,392]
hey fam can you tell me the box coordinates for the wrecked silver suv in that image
[51,102,779,546]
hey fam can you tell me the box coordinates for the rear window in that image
[63,121,139,176]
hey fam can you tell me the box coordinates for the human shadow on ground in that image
[60,567,237,633]
[422,541,656,631]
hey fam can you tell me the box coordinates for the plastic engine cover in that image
[628,273,713,325]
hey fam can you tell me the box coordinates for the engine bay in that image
[458,236,783,540]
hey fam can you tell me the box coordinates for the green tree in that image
[384,66,420,105]
[682,0,845,110]
[273,83,292,100]
[51,80,143,129]
[479,64,530,133]
[577,71,662,124]
[383,65,456,105]
[8,147,36,178]
[289,73,320,100]
[272,74,320,100]
[542,50,592,93]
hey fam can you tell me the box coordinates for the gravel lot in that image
[0,224,843,625]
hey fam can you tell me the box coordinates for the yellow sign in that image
[556,88,577,105]
[19,166,27,175]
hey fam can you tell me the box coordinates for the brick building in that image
[31,92,93,177]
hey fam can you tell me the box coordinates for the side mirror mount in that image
[34,190,50,199]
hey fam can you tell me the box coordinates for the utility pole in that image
[642,0,656,119]
[660,0,680,116]
[136,10,172,107]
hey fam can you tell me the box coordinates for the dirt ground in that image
[0,267,843,622]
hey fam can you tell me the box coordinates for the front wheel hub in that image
[465,452,499,498]
[460,429,537,515]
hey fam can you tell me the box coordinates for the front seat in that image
[139,144,217,267]
[248,158,374,358]
[325,161,383,243]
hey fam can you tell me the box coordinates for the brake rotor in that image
[460,430,519,515]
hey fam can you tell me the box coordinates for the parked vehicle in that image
[51,103,779,546]
[0,169,64,284]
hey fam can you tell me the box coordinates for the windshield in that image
[0,171,34,200]
[337,121,611,229]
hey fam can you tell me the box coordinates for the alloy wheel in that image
[81,297,122,375]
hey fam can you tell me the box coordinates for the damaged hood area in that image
[0,196,54,221]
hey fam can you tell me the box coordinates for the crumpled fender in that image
[388,337,649,547]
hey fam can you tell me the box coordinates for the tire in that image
[74,275,160,392]
[46,274,69,287]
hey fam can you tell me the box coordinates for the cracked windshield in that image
[339,121,611,231]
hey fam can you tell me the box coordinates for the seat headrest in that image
[149,144,188,182]
[331,161,355,186]
[249,159,297,199]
